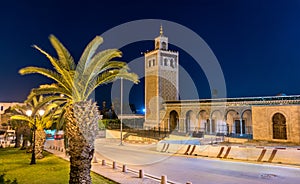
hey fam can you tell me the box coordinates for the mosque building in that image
[144,27,300,144]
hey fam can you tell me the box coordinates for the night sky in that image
[1,0,300,111]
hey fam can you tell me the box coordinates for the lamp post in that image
[109,70,124,146]
[120,77,123,146]
[26,109,44,165]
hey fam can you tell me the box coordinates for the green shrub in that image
[0,173,17,184]
[99,119,120,129]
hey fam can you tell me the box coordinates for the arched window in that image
[170,59,174,68]
[185,111,192,133]
[162,42,167,50]
[164,58,168,66]
[272,113,287,140]
[169,110,179,132]
[206,119,210,133]
[155,41,159,49]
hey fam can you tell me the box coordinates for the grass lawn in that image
[0,148,117,184]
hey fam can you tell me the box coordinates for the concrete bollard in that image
[92,154,97,163]
[161,175,167,184]
[113,161,117,169]
[122,165,127,172]
[102,160,106,166]
[139,170,144,178]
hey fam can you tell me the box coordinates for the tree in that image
[10,96,59,159]
[19,35,139,183]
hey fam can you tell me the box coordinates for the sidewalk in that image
[44,146,161,184]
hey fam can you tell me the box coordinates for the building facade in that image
[144,29,300,144]
[160,96,300,143]
[0,102,23,125]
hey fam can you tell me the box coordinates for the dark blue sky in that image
[1,0,300,109]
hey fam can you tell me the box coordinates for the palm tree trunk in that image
[14,128,20,148]
[66,101,99,184]
[35,129,46,159]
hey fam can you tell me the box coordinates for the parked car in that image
[45,129,55,140]
[54,130,64,140]
[0,136,6,147]
[0,129,15,147]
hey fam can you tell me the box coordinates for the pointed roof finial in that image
[160,24,163,36]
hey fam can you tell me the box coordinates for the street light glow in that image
[38,109,45,116]
[26,110,32,117]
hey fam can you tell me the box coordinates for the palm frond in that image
[32,45,76,96]
[10,104,29,115]
[79,49,123,100]
[49,35,76,70]
[28,84,72,99]
[76,36,103,76]
[97,61,129,75]
[114,68,139,84]
[50,107,66,130]
[84,49,122,76]
[19,67,71,91]
[32,45,67,75]
[84,69,139,99]
[10,115,34,125]
[30,96,65,115]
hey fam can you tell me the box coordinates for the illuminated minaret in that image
[144,26,179,128]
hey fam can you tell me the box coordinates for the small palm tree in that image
[10,95,60,159]
[19,35,139,183]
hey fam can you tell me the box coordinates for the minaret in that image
[144,26,179,128]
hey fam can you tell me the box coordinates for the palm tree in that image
[19,35,139,183]
[10,96,59,159]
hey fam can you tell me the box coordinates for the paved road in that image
[95,139,300,184]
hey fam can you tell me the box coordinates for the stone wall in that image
[252,105,300,143]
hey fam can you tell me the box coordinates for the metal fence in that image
[104,119,253,140]
[129,127,169,140]
[185,125,253,139]
[104,119,169,140]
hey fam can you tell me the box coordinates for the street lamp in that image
[120,77,123,146]
[109,70,124,145]
[26,109,45,165]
